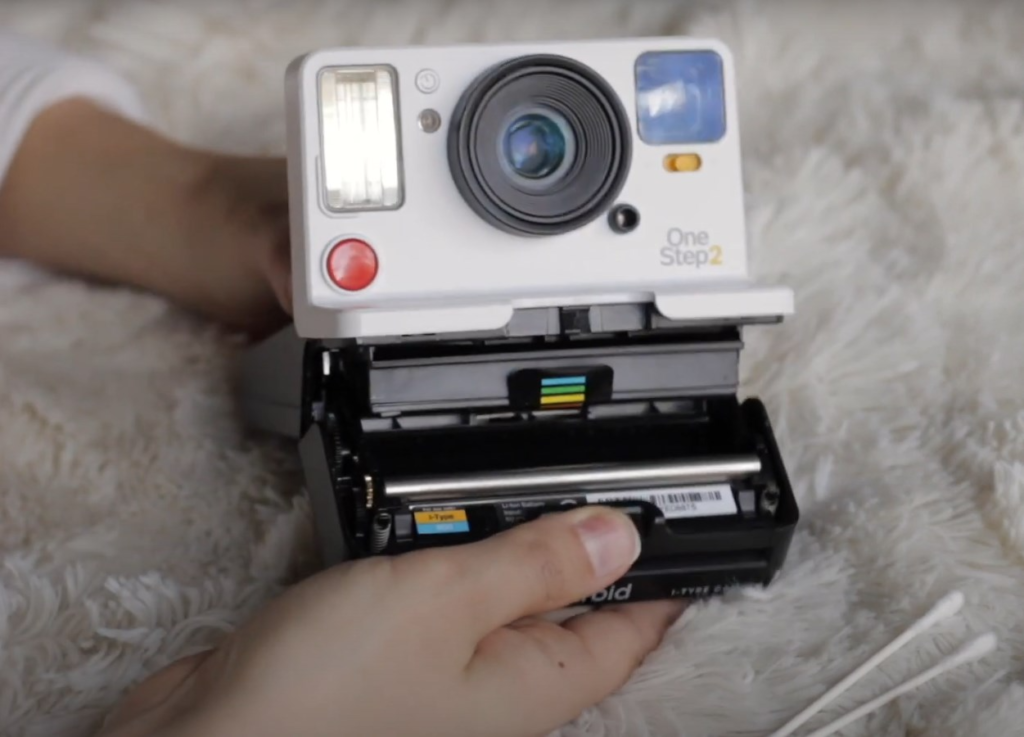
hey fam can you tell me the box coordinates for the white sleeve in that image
[0,31,149,188]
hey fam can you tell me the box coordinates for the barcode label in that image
[585,484,737,519]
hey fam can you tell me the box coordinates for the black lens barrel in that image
[448,55,632,237]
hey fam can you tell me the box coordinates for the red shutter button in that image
[326,238,378,291]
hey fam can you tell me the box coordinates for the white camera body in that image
[241,37,802,600]
[285,36,793,340]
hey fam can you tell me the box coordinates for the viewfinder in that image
[635,51,726,145]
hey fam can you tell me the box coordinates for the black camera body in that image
[241,304,798,604]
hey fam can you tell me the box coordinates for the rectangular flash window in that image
[318,66,403,211]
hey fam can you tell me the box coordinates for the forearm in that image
[0,99,201,290]
[0,98,290,333]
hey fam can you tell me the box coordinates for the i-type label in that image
[660,228,724,269]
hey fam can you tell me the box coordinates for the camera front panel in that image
[286,37,750,337]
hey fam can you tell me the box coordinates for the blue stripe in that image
[541,376,587,387]
[417,521,470,535]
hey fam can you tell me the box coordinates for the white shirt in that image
[0,31,147,191]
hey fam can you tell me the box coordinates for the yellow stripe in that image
[540,394,585,405]
[414,510,467,524]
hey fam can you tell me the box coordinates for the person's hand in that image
[98,506,686,737]
[0,99,292,336]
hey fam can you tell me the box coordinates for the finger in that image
[260,227,293,315]
[436,506,643,637]
[465,599,687,734]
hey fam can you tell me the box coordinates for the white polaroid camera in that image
[241,37,799,604]
[285,36,793,339]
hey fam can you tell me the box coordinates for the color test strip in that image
[541,394,586,405]
[539,374,587,405]
[541,376,587,386]
[542,385,585,395]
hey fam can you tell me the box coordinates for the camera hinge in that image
[559,307,592,335]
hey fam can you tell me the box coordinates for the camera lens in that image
[501,113,565,180]
[448,55,631,236]
[501,109,573,183]
[504,114,564,178]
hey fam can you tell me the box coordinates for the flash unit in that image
[318,66,403,211]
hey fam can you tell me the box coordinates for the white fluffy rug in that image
[4,1,1024,735]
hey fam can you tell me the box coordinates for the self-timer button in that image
[326,238,378,291]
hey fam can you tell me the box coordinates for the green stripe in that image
[541,385,586,396]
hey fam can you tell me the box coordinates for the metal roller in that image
[384,455,761,498]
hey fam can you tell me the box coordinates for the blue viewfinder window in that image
[635,50,726,144]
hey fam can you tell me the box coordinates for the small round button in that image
[418,108,442,133]
[415,68,440,94]
[326,238,378,291]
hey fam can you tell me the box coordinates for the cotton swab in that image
[801,632,998,737]
[767,590,965,737]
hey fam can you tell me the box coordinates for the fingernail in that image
[573,509,642,579]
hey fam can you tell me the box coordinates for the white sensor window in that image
[319,66,403,211]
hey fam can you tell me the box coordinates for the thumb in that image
[445,506,642,637]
